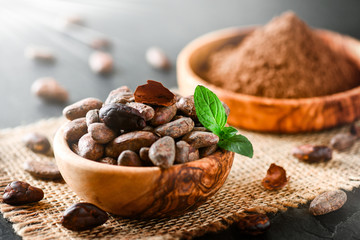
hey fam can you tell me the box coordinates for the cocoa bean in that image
[126,102,155,121]
[309,190,347,216]
[86,109,100,126]
[99,157,117,165]
[149,136,175,168]
[139,147,152,165]
[61,202,108,231]
[88,123,116,144]
[175,141,190,164]
[330,133,356,151]
[188,145,200,162]
[142,126,155,133]
[145,47,170,69]
[70,143,80,155]
[63,98,103,120]
[176,96,197,120]
[104,86,134,105]
[23,133,51,154]
[105,131,159,158]
[292,145,332,163]
[118,150,142,166]
[23,160,62,180]
[78,133,104,161]
[89,51,113,74]
[199,144,218,158]
[155,117,194,138]
[150,104,177,126]
[3,181,44,206]
[64,118,87,143]
[31,77,68,103]
[235,213,270,235]
[182,131,219,148]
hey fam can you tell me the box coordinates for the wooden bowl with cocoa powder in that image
[177,26,360,133]
[53,122,234,218]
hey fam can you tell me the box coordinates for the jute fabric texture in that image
[0,117,359,239]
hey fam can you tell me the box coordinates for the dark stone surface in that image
[1,0,360,239]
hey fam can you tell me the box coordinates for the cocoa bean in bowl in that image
[53,81,253,218]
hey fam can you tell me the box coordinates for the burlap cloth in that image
[1,117,360,240]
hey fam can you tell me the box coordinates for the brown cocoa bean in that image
[149,136,175,168]
[150,104,177,126]
[78,133,104,161]
[88,123,116,144]
[176,96,197,120]
[23,160,62,180]
[89,51,113,74]
[99,157,117,165]
[235,213,270,235]
[199,144,218,158]
[155,117,194,138]
[31,77,68,103]
[104,86,134,105]
[105,131,159,158]
[64,118,88,143]
[126,102,155,121]
[23,133,51,154]
[292,145,332,163]
[139,147,152,165]
[63,98,103,120]
[61,202,108,231]
[86,109,100,126]
[309,190,347,216]
[99,103,146,131]
[117,150,142,166]
[70,143,80,155]
[188,145,200,162]
[3,181,44,206]
[330,133,356,151]
[145,47,170,69]
[182,131,219,148]
[175,141,190,164]
[142,126,155,133]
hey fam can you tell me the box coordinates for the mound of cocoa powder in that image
[205,12,360,98]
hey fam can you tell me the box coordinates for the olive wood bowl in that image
[54,123,234,218]
[177,26,360,133]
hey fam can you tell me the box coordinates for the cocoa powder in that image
[205,12,360,98]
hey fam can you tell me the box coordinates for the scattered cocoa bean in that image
[61,202,108,231]
[89,51,113,74]
[104,86,134,105]
[25,45,55,61]
[99,103,146,131]
[78,133,104,161]
[3,181,44,206]
[145,47,170,69]
[139,147,152,165]
[86,109,100,126]
[309,190,347,216]
[155,117,194,138]
[23,160,62,180]
[188,145,200,162]
[118,150,142,166]
[149,136,175,168]
[23,133,51,154]
[176,96,197,120]
[235,213,270,235]
[175,141,190,164]
[182,131,219,148]
[105,131,159,158]
[150,104,177,126]
[63,98,103,120]
[199,144,218,158]
[99,157,117,165]
[330,133,356,151]
[292,145,332,163]
[126,102,155,121]
[88,123,116,144]
[31,77,68,102]
[64,118,88,143]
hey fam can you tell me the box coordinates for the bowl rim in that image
[177,26,360,106]
[54,122,232,174]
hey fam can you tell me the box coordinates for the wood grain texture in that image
[177,27,360,133]
[54,123,234,218]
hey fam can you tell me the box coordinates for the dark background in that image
[1,0,360,239]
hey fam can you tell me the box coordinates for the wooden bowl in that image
[177,27,360,133]
[53,123,235,218]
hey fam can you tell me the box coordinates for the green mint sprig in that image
[194,85,253,158]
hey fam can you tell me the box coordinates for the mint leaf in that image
[218,134,253,158]
[220,126,238,139]
[194,85,227,136]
